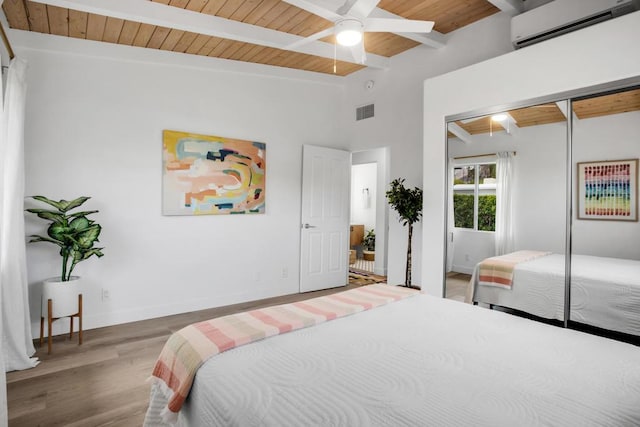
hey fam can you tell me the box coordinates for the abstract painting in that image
[162,130,266,215]
[577,159,637,221]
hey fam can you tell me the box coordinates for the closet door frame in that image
[443,75,640,325]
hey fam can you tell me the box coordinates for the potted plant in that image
[26,196,104,318]
[386,178,422,288]
[362,229,376,261]
[362,229,375,251]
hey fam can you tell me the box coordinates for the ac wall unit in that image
[511,0,640,49]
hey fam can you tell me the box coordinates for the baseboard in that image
[452,264,474,275]
[374,267,387,276]
[31,285,298,339]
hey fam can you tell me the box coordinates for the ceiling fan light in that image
[335,19,363,46]
[491,113,508,122]
[337,30,362,46]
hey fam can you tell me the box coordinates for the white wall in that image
[450,229,495,274]
[16,32,347,336]
[350,163,377,232]
[423,12,640,296]
[573,111,640,260]
[344,12,514,286]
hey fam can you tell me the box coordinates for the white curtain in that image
[0,58,38,372]
[446,159,454,272]
[495,151,515,255]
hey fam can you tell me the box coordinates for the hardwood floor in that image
[445,272,471,302]
[6,284,361,426]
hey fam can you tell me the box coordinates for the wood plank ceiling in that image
[573,88,640,119]
[2,0,500,76]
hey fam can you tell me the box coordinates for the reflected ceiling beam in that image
[29,0,390,69]
[448,122,473,144]
[501,113,520,137]
[486,0,524,15]
[555,101,578,121]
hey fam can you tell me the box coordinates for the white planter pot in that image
[42,276,81,318]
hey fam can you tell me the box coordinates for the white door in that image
[300,145,351,293]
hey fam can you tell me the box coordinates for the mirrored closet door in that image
[444,82,640,342]
[445,101,568,317]
[570,87,640,337]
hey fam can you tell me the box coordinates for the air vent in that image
[356,104,374,121]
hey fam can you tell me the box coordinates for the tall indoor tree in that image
[386,178,423,288]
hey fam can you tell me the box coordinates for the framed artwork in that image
[577,159,638,221]
[162,130,266,215]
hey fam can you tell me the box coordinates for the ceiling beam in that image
[486,0,524,15]
[279,0,342,21]
[29,0,390,69]
[447,122,473,144]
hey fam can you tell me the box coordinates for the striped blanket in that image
[149,284,420,422]
[478,250,551,289]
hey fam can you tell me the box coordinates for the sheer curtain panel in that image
[495,152,515,255]
[0,58,38,372]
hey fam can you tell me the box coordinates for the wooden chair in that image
[39,294,83,354]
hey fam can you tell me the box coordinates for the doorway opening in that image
[350,162,376,273]
[349,148,389,286]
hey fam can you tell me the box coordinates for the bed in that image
[144,284,640,426]
[468,252,640,336]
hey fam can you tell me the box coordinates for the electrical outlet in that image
[254,272,261,282]
[101,288,110,301]
[465,254,470,262]
[282,267,288,278]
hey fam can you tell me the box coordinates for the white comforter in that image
[471,254,640,335]
[145,293,640,426]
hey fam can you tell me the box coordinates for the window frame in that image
[453,160,497,232]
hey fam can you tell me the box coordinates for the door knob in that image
[302,223,317,229]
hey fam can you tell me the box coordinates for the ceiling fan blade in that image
[285,27,335,50]
[349,43,366,64]
[337,0,358,15]
[342,0,382,18]
[364,18,434,33]
[280,0,342,22]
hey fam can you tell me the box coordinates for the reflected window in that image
[453,163,496,231]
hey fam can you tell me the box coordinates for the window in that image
[453,162,496,231]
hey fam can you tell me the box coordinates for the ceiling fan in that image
[282,0,435,64]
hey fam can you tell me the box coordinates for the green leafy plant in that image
[453,194,496,231]
[363,229,376,251]
[386,178,423,288]
[478,195,496,232]
[26,196,104,282]
[453,194,474,228]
